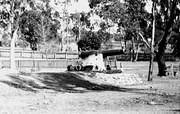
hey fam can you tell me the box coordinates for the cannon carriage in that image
[67,49,124,73]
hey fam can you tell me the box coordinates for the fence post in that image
[65,52,67,59]
[37,60,40,71]
[120,63,122,69]
[54,53,56,59]
[170,64,174,76]
[42,53,43,59]
[17,60,19,70]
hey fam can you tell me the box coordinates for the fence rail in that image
[0,47,178,72]
[0,48,79,71]
[0,48,79,59]
[116,53,178,61]
[0,58,78,71]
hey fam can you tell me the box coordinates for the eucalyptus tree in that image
[19,1,61,51]
[0,0,35,69]
[0,0,61,69]
[19,10,42,50]
[153,0,180,76]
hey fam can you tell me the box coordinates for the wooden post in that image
[148,1,156,81]
[78,13,81,59]
[54,53,56,59]
[32,50,35,72]
[170,64,174,76]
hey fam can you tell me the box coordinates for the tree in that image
[71,12,91,41]
[38,1,61,43]
[97,29,111,43]
[0,0,35,69]
[89,0,180,76]
[0,0,61,69]
[171,21,180,57]
[19,10,42,50]
[154,0,180,76]
[18,0,62,51]
[89,0,149,62]
[19,9,61,50]
[77,30,101,51]
[96,22,112,49]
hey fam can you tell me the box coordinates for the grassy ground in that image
[0,62,179,114]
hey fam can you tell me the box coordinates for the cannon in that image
[67,49,124,72]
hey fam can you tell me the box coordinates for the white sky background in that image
[68,0,90,13]
[145,0,152,13]
[49,0,90,13]
[67,0,152,13]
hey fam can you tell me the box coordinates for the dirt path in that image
[0,70,179,114]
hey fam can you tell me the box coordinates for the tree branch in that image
[138,32,150,49]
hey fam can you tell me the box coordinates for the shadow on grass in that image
[0,72,145,93]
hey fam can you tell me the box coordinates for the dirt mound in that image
[0,70,143,94]
[77,72,143,87]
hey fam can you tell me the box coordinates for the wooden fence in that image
[0,47,178,72]
[116,53,178,61]
[0,47,79,59]
[0,58,78,72]
[0,47,79,71]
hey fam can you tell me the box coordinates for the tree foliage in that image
[71,12,91,41]
[77,30,101,51]
[0,0,35,30]
[89,0,103,8]
[0,0,61,50]
[19,9,61,50]
[19,10,42,50]
[89,0,150,42]
[89,0,150,62]
[97,29,111,43]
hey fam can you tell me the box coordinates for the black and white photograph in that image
[0,0,180,113]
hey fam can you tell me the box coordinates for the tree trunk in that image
[134,43,140,61]
[148,1,156,81]
[131,37,135,62]
[10,29,18,70]
[156,27,170,76]
[41,16,45,43]
[0,32,2,68]
[156,50,166,76]
[156,0,178,76]
[0,32,2,47]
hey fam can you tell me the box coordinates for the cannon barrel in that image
[79,49,124,59]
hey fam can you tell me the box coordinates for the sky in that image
[68,0,90,13]
[49,0,90,14]
[67,0,153,13]
[145,0,152,13]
